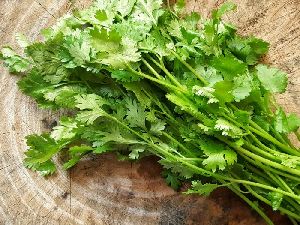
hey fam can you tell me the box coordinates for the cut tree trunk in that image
[0,0,298,225]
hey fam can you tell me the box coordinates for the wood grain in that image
[0,0,298,224]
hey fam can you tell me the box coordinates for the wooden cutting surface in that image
[0,0,299,224]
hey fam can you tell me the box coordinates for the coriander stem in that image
[240,151,300,182]
[237,144,300,176]
[244,142,280,162]
[141,58,162,80]
[126,65,183,92]
[245,185,300,220]
[146,55,185,89]
[161,131,196,157]
[170,50,209,86]
[249,126,300,156]
[226,185,274,225]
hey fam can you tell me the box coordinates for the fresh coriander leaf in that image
[159,158,195,179]
[125,98,147,129]
[214,118,243,138]
[184,181,219,196]
[44,84,88,108]
[17,69,56,108]
[24,134,67,167]
[24,160,56,176]
[228,36,269,65]
[162,170,181,191]
[16,33,29,48]
[211,55,247,81]
[274,108,289,133]
[173,0,185,14]
[232,73,252,102]
[213,80,234,104]
[150,119,166,135]
[0,47,30,73]
[256,64,287,93]
[212,2,236,19]
[268,192,283,211]
[129,144,146,159]
[287,113,300,132]
[111,70,140,82]
[200,138,237,172]
[63,145,93,169]
[130,0,163,27]
[75,94,107,124]
[51,117,79,141]
[90,28,121,53]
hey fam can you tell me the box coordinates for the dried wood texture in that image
[0,0,298,224]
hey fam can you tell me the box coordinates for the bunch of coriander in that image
[1,1,300,224]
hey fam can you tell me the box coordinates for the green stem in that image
[249,126,300,156]
[107,114,300,206]
[289,216,298,225]
[270,126,289,145]
[244,142,281,162]
[240,151,300,183]
[141,58,163,80]
[245,185,300,220]
[126,65,183,93]
[161,131,196,157]
[170,50,209,86]
[146,55,185,89]
[227,185,274,225]
[218,136,300,176]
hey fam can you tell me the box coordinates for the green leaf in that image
[24,134,67,166]
[114,0,137,18]
[150,119,166,135]
[214,118,243,138]
[111,70,140,82]
[211,55,247,81]
[228,36,269,65]
[213,80,234,104]
[162,170,181,191]
[129,144,146,159]
[196,66,223,87]
[173,0,185,14]
[125,98,147,129]
[17,69,56,108]
[287,113,300,132]
[256,64,287,93]
[212,2,236,19]
[90,28,121,53]
[160,158,195,179]
[63,145,93,169]
[130,0,163,27]
[274,108,289,133]
[75,94,107,124]
[184,181,219,196]
[44,84,88,108]
[75,94,106,110]
[268,192,283,211]
[16,33,29,48]
[234,110,251,126]
[232,73,252,102]
[1,47,30,73]
[201,138,237,172]
[24,160,56,176]
[64,31,92,66]
[51,117,79,141]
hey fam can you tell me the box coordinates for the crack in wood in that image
[34,0,56,19]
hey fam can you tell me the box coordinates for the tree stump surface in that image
[0,0,298,225]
